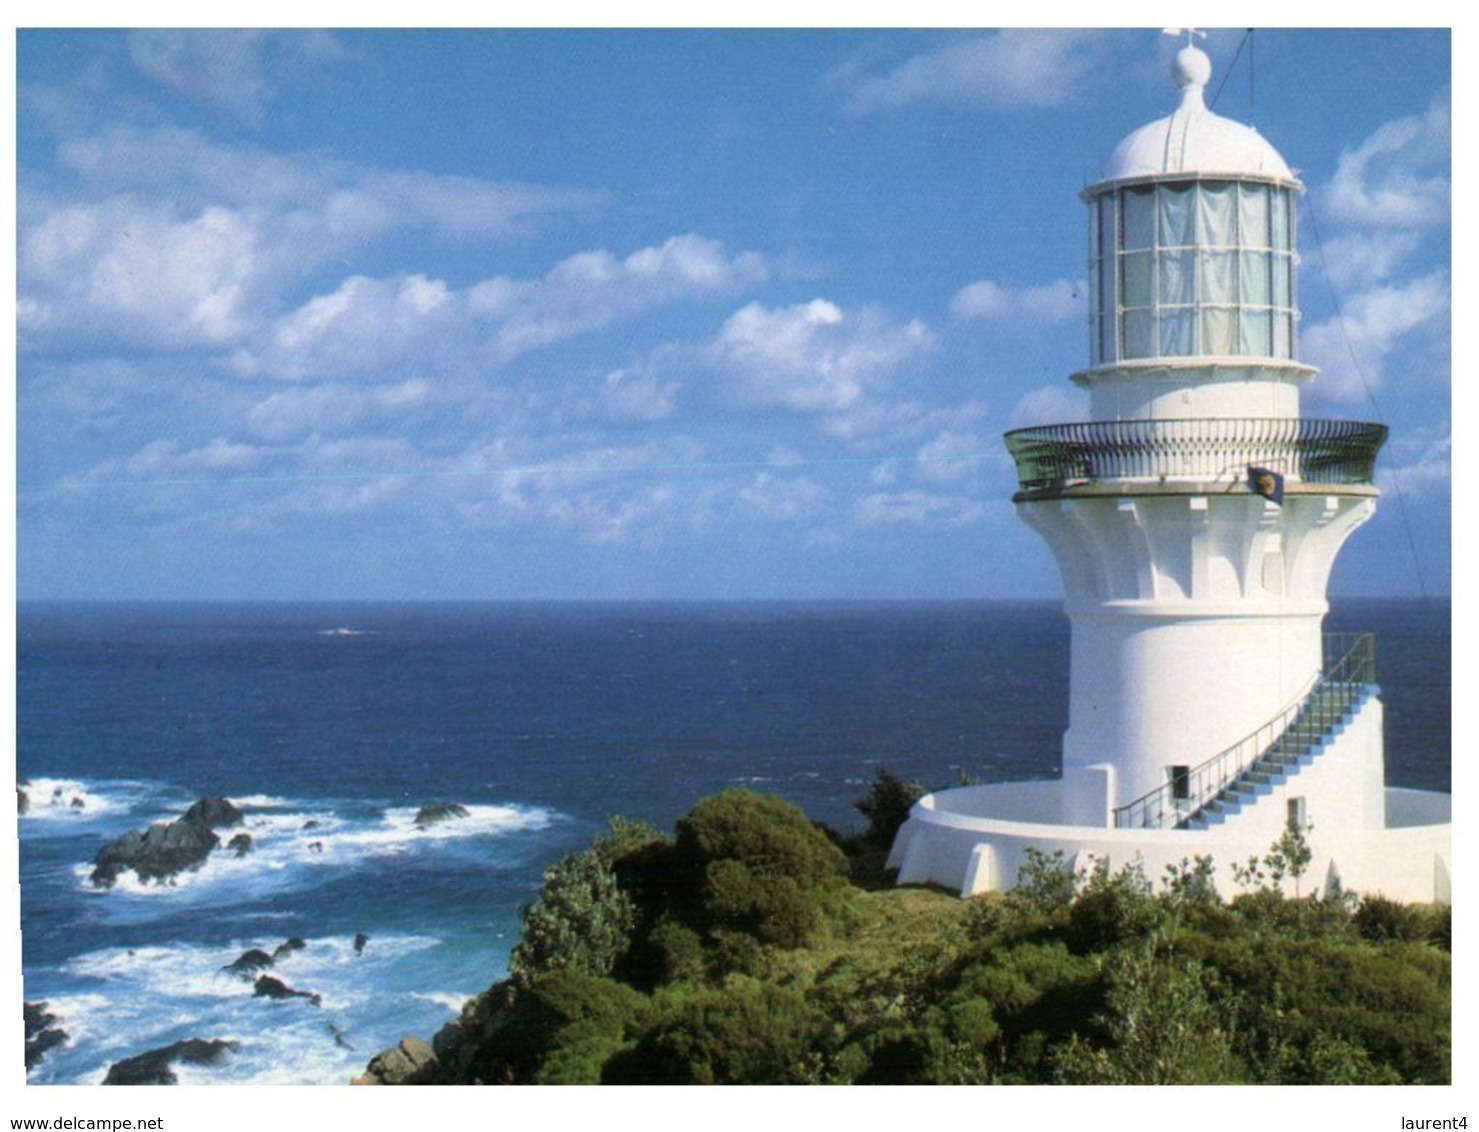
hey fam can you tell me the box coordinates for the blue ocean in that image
[16,599,1450,1085]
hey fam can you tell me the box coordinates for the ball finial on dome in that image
[1173,44,1212,91]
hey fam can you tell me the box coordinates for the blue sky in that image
[15,28,1451,601]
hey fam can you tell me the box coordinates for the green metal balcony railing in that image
[1004,418,1387,492]
[1112,633,1376,831]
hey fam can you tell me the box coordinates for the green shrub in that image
[1013,847,1076,914]
[675,789,849,881]
[604,979,826,1084]
[1050,944,1243,1085]
[674,789,849,947]
[508,839,636,981]
[1195,932,1450,1084]
[853,768,925,848]
[1354,894,1436,944]
[1065,858,1160,954]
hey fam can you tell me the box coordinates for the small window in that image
[1287,797,1307,829]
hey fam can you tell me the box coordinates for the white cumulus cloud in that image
[20,199,265,350]
[835,30,1107,116]
[1323,95,1450,230]
[1300,272,1449,403]
[951,278,1084,325]
[709,299,933,416]
[1009,384,1088,427]
[127,30,351,128]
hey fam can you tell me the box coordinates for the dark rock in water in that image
[303,819,320,831]
[102,1038,237,1085]
[254,974,321,1007]
[227,832,253,857]
[354,932,370,955]
[90,797,244,887]
[17,786,28,816]
[182,797,244,829]
[222,948,275,976]
[91,820,218,887]
[307,840,324,853]
[353,1036,438,1085]
[414,802,470,829]
[273,937,307,959]
[70,796,85,809]
[24,1002,68,1072]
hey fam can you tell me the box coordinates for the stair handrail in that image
[1111,633,1375,830]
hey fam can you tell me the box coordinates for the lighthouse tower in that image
[888,34,1449,902]
[1009,37,1385,828]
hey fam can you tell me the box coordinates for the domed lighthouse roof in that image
[1096,41,1297,187]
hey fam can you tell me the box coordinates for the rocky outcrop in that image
[354,932,370,955]
[356,979,520,1085]
[227,832,253,857]
[18,784,29,816]
[352,1036,439,1085]
[254,974,321,1007]
[102,1038,237,1085]
[222,948,275,976]
[90,797,245,887]
[273,937,307,959]
[24,1002,68,1072]
[414,802,469,829]
[181,798,244,828]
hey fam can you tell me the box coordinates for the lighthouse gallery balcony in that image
[1004,416,1386,493]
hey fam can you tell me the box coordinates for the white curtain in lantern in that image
[1240,250,1271,306]
[1271,190,1291,250]
[1196,182,1236,247]
[1201,250,1237,306]
[1238,184,1270,247]
[1240,309,1272,356]
[1201,308,1236,356]
[1124,311,1154,358]
[1158,184,1196,247]
[1123,188,1155,250]
[1160,310,1195,356]
[1158,250,1195,305]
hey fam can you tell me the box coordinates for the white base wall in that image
[887,777,1449,905]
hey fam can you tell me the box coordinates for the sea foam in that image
[73,798,559,902]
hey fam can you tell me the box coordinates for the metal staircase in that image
[1112,633,1376,830]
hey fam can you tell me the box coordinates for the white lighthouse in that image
[888,34,1450,903]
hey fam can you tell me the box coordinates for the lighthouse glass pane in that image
[1161,310,1195,356]
[1272,254,1292,306]
[1099,254,1116,322]
[1099,315,1117,362]
[1158,184,1195,246]
[1202,251,1237,305]
[1239,183,1270,246]
[1274,312,1292,358]
[1123,187,1155,250]
[1241,250,1271,305]
[1123,251,1153,308]
[1239,309,1272,356]
[1158,250,1195,304]
[1124,310,1154,358]
[1196,182,1236,246]
[1099,196,1117,260]
[1201,308,1235,355]
[1271,189,1291,250]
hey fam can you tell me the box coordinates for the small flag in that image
[1248,465,1285,505]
